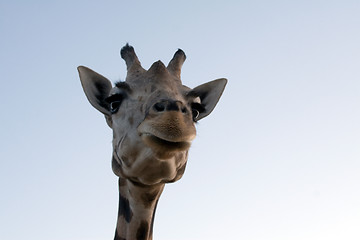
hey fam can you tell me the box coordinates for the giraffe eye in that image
[191,102,205,121]
[105,94,124,114]
[192,109,200,119]
[110,101,122,113]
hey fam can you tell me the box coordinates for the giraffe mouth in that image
[140,133,191,152]
[138,111,196,152]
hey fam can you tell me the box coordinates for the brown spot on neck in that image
[136,220,150,240]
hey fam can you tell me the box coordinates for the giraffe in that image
[78,44,227,240]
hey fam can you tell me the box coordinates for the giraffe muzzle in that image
[137,111,196,152]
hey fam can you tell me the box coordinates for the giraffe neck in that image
[114,178,165,240]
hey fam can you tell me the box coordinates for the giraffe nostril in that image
[154,102,165,112]
[153,100,186,113]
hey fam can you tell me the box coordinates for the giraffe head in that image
[78,45,226,186]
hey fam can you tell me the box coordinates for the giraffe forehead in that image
[126,75,191,99]
[110,79,187,98]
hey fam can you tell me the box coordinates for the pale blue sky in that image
[1,1,359,240]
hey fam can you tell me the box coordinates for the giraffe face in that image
[79,45,227,185]
[108,71,198,185]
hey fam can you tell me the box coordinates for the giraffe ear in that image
[189,78,227,121]
[78,66,112,116]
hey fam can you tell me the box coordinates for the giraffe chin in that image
[140,133,192,153]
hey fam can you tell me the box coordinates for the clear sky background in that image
[1,1,359,240]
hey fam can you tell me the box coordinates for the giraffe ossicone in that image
[78,44,227,240]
